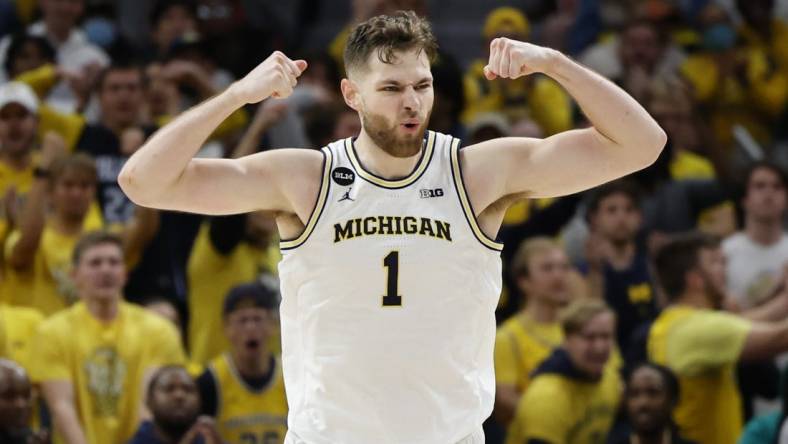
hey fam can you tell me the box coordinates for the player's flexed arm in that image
[462,39,667,214]
[118,52,322,218]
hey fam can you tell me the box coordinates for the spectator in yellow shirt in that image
[461,7,572,135]
[32,231,186,444]
[197,281,288,443]
[0,303,43,371]
[0,82,44,242]
[186,106,282,364]
[650,232,788,444]
[507,300,621,444]
[4,152,156,314]
[493,237,576,428]
[680,4,787,149]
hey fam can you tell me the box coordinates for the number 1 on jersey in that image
[382,251,402,306]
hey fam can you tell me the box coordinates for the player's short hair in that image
[344,10,438,78]
[72,231,125,266]
[585,179,642,221]
[51,153,98,185]
[560,299,614,337]
[511,236,561,279]
[653,231,720,301]
[223,279,280,318]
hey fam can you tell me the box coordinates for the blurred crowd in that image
[2,0,788,443]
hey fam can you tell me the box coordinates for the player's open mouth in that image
[401,122,420,133]
[245,339,260,350]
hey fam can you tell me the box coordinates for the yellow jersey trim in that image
[280,147,333,250]
[449,138,504,251]
[344,130,436,189]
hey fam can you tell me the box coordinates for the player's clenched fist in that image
[231,51,308,104]
[483,38,558,80]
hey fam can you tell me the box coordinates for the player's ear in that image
[341,78,360,112]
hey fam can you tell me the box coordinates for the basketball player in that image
[119,11,666,444]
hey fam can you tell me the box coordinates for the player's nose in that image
[402,86,420,110]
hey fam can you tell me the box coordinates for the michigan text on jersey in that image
[334,216,452,243]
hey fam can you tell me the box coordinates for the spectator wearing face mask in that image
[462,7,572,136]
[680,3,787,151]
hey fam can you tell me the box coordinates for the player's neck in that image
[745,217,784,246]
[85,297,119,322]
[524,299,559,324]
[232,349,271,378]
[354,130,422,179]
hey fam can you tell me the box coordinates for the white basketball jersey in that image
[277,131,503,444]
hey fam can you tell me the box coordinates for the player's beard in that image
[361,110,430,158]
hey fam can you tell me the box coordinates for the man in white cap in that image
[0,81,49,215]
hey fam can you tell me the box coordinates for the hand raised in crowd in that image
[253,100,289,129]
[121,127,146,156]
[230,51,307,104]
[161,60,212,89]
[483,38,558,80]
[3,187,19,228]
[585,232,614,271]
[145,63,181,120]
[57,62,103,111]
[39,131,67,169]
[622,65,652,102]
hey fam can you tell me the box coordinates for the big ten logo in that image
[419,188,444,198]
